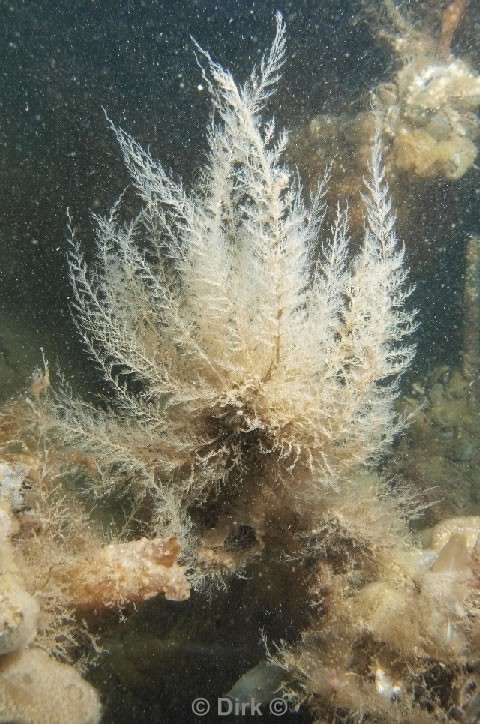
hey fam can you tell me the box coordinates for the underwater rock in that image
[0,582,39,655]
[225,661,286,705]
[0,499,39,655]
[425,516,480,554]
[0,461,29,512]
[0,495,101,722]
[61,535,190,609]
[376,2,480,180]
[391,126,477,180]
[0,503,12,542]
[429,531,471,574]
[396,356,480,521]
[0,648,101,724]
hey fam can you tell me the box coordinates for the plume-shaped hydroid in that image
[62,14,415,572]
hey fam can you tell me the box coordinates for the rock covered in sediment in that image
[0,581,39,655]
[0,499,40,655]
[380,55,480,180]
[0,491,101,721]
[61,535,190,609]
[0,648,101,724]
[424,516,480,554]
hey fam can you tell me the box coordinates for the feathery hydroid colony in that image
[61,14,415,576]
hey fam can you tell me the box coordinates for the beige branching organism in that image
[60,14,415,580]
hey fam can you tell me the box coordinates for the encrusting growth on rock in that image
[61,536,190,609]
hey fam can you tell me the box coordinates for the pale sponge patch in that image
[0,648,101,724]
